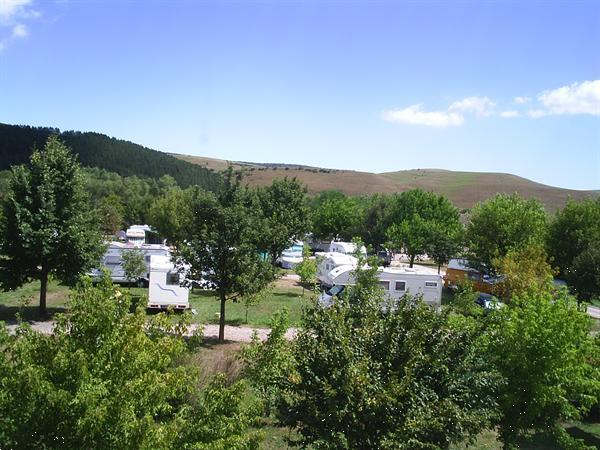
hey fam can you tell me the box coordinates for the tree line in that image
[0,123,220,190]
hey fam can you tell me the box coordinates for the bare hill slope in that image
[174,155,597,211]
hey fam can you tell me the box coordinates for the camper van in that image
[319,263,443,309]
[147,255,190,310]
[317,252,359,287]
[444,259,499,294]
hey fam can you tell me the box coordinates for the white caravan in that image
[328,241,367,256]
[319,263,443,309]
[147,255,190,310]
[90,241,171,284]
[277,241,304,269]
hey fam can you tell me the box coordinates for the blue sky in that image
[0,0,598,190]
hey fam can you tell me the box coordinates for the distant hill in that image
[0,124,220,191]
[176,155,597,212]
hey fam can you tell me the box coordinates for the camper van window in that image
[166,272,180,285]
[395,281,406,291]
[425,281,438,288]
[379,281,390,290]
[467,272,480,281]
[145,255,151,263]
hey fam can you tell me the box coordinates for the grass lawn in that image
[0,278,312,328]
[0,279,70,322]
[188,284,310,328]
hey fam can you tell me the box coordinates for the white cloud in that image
[383,104,464,127]
[513,96,531,105]
[449,96,495,117]
[11,22,26,37]
[528,109,548,118]
[537,80,600,116]
[0,0,37,51]
[500,110,520,118]
[0,0,32,23]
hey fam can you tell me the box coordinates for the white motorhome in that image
[147,255,189,310]
[319,263,443,309]
[90,241,171,284]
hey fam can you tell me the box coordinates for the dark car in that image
[474,292,504,311]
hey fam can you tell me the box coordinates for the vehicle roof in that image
[381,264,440,276]
[447,258,479,272]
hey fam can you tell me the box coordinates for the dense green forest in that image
[0,123,220,190]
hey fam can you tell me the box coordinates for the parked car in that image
[318,285,345,307]
[474,292,504,311]
[376,250,392,267]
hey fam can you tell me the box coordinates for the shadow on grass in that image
[514,424,600,450]
[0,305,67,324]
[272,291,302,299]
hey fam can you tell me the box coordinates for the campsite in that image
[1,1,599,449]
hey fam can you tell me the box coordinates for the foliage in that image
[256,177,310,264]
[242,309,295,414]
[294,244,317,295]
[273,262,500,449]
[0,276,261,449]
[147,187,195,244]
[466,193,548,274]
[485,289,600,449]
[386,189,461,267]
[548,197,600,300]
[0,123,220,191]
[361,194,392,251]
[121,248,147,284]
[98,193,125,235]
[492,244,555,301]
[179,170,276,342]
[0,136,104,316]
[309,190,364,241]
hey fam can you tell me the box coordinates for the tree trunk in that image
[438,262,441,274]
[219,291,226,343]
[409,254,415,268]
[39,268,48,317]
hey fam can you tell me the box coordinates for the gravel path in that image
[6,321,297,343]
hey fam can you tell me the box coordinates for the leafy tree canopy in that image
[465,193,548,273]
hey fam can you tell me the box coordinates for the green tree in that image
[310,190,364,241]
[427,221,463,273]
[0,276,261,448]
[485,289,600,449]
[0,136,104,316]
[256,177,310,265]
[548,197,600,300]
[264,260,500,449]
[466,193,548,273]
[121,248,147,284]
[492,244,555,301]
[386,189,460,267]
[294,244,317,295]
[179,170,276,342]
[147,187,195,245]
[98,193,125,236]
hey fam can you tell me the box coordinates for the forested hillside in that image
[0,124,220,190]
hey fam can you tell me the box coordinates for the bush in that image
[0,276,261,449]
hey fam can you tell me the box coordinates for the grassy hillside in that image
[176,155,597,211]
[0,124,220,191]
